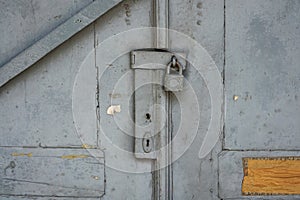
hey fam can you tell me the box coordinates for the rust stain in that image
[242,157,300,195]
[61,154,89,160]
[11,152,32,157]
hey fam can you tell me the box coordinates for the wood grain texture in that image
[242,157,300,195]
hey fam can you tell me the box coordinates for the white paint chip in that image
[233,95,239,101]
[107,105,121,115]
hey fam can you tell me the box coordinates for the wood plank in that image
[0,0,93,67]
[169,0,224,199]
[0,25,96,147]
[242,157,300,195]
[225,0,300,150]
[219,151,300,199]
[0,148,104,197]
[95,1,154,199]
[0,0,123,88]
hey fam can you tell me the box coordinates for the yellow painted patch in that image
[81,144,95,149]
[61,154,89,159]
[11,152,32,157]
[242,157,300,195]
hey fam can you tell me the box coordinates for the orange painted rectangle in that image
[242,157,300,195]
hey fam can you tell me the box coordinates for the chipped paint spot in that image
[61,154,89,159]
[92,175,99,180]
[74,18,82,23]
[11,153,32,157]
[54,15,62,19]
[244,92,252,101]
[109,93,122,99]
[4,161,16,175]
[107,105,121,115]
[197,2,203,9]
[233,95,239,101]
[123,3,131,25]
[82,144,95,149]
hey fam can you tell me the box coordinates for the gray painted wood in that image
[0,25,96,147]
[219,150,300,199]
[0,0,93,67]
[95,1,154,199]
[225,0,300,150]
[0,0,123,88]
[0,197,100,200]
[0,147,105,198]
[169,0,224,199]
[1,0,300,199]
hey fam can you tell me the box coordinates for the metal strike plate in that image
[131,50,186,159]
[131,50,186,70]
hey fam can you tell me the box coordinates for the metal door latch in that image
[131,50,186,159]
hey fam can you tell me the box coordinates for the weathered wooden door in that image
[1,0,300,200]
[81,1,224,199]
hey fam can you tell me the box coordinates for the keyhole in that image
[142,133,152,153]
[145,113,151,120]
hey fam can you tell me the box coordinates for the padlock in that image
[164,57,184,92]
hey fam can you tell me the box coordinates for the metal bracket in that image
[131,50,186,159]
[131,50,186,70]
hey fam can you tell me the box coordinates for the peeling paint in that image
[92,175,100,180]
[109,93,122,98]
[61,154,89,159]
[11,152,32,157]
[82,144,95,149]
[107,105,121,115]
[233,95,239,101]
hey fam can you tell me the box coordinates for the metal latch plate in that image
[131,50,186,159]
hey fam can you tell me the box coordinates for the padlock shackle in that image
[166,60,183,75]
